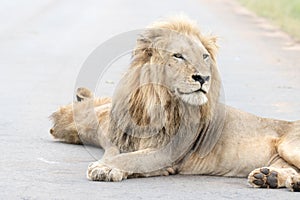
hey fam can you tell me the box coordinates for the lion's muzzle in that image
[191,74,210,85]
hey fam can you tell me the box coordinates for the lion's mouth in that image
[194,88,207,94]
[177,88,207,95]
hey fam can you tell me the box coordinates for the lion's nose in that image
[191,74,210,85]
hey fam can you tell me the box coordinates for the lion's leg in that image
[129,167,177,178]
[87,148,177,181]
[274,121,300,192]
[277,121,300,169]
[248,158,300,192]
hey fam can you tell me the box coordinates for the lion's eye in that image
[173,53,185,60]
[203,54,209,60]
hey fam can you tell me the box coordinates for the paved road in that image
[1,0,300,199]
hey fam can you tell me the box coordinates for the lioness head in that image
[132,16,219,106]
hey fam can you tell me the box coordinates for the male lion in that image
[50,16,300,192]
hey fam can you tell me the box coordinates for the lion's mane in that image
[108,16,222,157]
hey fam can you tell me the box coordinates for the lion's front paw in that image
[286,175,300,192]
[87,161,128,182]
[248,167,279,189]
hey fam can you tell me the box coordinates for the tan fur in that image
[50,16,300,191]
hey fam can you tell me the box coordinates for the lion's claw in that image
[87,161,127,182]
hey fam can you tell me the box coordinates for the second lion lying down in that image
[50,16,300,191]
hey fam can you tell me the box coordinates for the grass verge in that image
[237,0,300,41]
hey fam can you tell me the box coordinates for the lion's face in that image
[165,34,212,105]
[150,32,212,106]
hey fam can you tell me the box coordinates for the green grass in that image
[237,0,300,41]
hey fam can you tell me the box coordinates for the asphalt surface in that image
[1,0,300,199]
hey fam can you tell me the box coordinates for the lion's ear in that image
[201,35,218,62]
[135,36,152,53]
[132,35,153,64]
[133,28,162,62]
[133,29,167,63]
